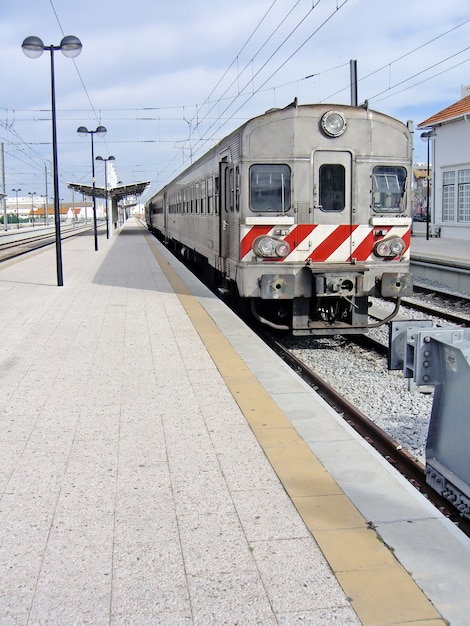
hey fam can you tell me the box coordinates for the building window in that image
[458,169,470,222]
[442,170,455,222]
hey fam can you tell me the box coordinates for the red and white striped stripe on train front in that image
[240,223,411,263]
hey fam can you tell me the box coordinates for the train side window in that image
[235,166,240,212]
[250,164,291,212]
[372,166,406,212]
[214,176,219,215]
[319,164,345,211]
[229,167,235,212]
[201,179,206,214]
[207,177,213,214]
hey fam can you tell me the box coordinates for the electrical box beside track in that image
[389,321,470,519]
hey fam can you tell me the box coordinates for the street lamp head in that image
[96,155,115,162]
[59,36,82,58]
[22,35,82,59]
[420,130,437,141]
[77,125,107,137]
[12,188,22,192]
[22,36,45,58]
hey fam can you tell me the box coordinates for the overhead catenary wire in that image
[4,2,470,194]
[172,0,350,178]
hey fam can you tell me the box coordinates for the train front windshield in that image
[372,166,407,212]
[250,164,291,212]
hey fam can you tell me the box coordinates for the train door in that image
[312,150,352,236]
[218,161,231,266]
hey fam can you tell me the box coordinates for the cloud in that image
[2,0,470,197]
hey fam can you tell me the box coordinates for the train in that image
[145,101,413,335]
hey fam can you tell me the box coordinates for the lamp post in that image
[420,130,437,241]
[0,194,6,232]
[96,155,115,239]
[41,194,49,226]
[28,191,36,227]
[12,188,21,230]
[77,125,107,251]
[22,35,82,286]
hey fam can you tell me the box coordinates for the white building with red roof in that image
[418,86,470,239]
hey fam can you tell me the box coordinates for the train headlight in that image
[275,241,290,257]
[373,237,406,258]
[254,237,276,257]
[253,236,290,259]
[320,110,346,137]
[389,238,406,256]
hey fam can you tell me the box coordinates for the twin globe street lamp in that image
[77,125,107,251]
[22,35,82,286]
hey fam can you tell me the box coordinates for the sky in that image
[1,0,470,204]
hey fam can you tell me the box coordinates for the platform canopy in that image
[67,181,150,201]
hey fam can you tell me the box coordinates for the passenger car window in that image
[250,164,291,212]
[372,166,406,212]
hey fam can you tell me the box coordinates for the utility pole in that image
[1,143,7,231]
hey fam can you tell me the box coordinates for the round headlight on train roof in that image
[320,110,347,137]
[253,236,290,258]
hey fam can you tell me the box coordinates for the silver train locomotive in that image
[145,102,413,335]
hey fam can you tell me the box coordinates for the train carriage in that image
[146,102,413,335]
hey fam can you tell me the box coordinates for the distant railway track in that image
[402,285,470,325]
[0,224,101,263]
[410,254,470,297]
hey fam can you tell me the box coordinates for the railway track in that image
[402,285,470,325]
[152,228,470,534]
[260,329,470,536]
[0,224,101,263]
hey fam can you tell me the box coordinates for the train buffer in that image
[389,320,470,518]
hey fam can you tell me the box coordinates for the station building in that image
[418,85,470,240]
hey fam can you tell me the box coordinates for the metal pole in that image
[50,47,64,285]
[29,192,36,227]
[44,165,49,226]
[91,134,98,251]
[104,161,109,239]
[1,143,7,231]
[350,59,358,106]
[426,138,430,241]
[14,189,20,229]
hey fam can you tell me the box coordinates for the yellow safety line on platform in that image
[143,229,445,626]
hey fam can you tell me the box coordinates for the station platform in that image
[411,232,470,267]
[1,219,470,625]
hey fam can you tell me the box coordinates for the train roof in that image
[146,102,409,203]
